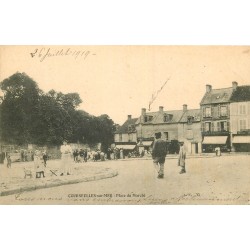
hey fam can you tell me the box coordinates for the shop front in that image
[232,135,250,152]
[202,136,229,153]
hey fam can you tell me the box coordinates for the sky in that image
[1,45,250,125]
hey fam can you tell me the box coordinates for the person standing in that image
[178,142,186,174]
[152,132,167,179]
[60,141,73,176]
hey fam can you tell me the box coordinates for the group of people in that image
[152,132,186,179]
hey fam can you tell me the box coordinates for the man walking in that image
[152,132,167,179]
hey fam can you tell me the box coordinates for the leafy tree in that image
[0,72,41,144]
[0,72,115,150]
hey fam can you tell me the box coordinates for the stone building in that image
[200,84,233,152]
[178,106,202,154]
[230,84,250,152]
[114,115,138,151]
[135,105,202,154]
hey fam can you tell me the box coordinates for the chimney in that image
[183,104,187,112]
[127,115,132,120]
[159,106,164,113]
[232,81,238,90]
[141,108,146,116]
[206,84,212,93]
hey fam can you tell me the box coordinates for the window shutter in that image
[201,122,205,132]
[211,122,214,132]
[217,122,220,132]
[211,106,214,117]
[218,105,221,117]
[227,121,230,132]
[202,107,205,118]
[226,105,229,116]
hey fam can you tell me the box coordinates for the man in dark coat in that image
[152,132,167,179]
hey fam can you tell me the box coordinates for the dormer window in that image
[164,114,173,122]
[128,124,135,132]
[187,116,194,124]
[144,116,153,122]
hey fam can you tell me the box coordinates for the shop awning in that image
[138,141,153,146]
[203,136,228,144]
[232,136,250,144]
[115,145,136,150]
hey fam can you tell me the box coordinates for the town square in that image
[0,46,250,205]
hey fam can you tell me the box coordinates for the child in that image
[34,150,45,178]
[178,142,186,174]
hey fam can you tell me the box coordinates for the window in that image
[128,124,135,132]
[239,120,247,130]
[119,134,122,142]
[220,121,227,131]
[144,116,153,122]
[187,116,194,124]
[220,106,227,116]
[164,114,173,122]
[186,129,193,139]
[205,107,211,117]
[205,122,211,132]
[164,132,169,140]
[239,104,246,115]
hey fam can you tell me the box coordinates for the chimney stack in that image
[159,106,164,113]
[206,84,212,93]
[127,115,132,120]
[232,81,238,90]
[183,104,187,112]
[141,108,146,116]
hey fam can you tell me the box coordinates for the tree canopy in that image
[0,72,115,151]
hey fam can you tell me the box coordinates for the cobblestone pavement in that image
[0,155,249,204]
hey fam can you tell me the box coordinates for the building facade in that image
[178,107,202,154]
[114,115,138,151]
[230,84,250,152]
[200,84,233,152]
[134,105,202,154]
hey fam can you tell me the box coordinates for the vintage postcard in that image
[0,45,250,205]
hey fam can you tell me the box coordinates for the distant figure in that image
[107,148,111,160]
[215,146,221,156]
[42,150,48,167]
[152,132,167,179]
[21,149,24,162]
[178,142,186,174]
[100,151,105,161]
[60,141,72,176]
[7,154,12,168]
[34,150,45,178]
[3,152,8,168]
[84,149,88,162]
[120,148,124,159]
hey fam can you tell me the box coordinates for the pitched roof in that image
[115,118,138,134]
[179,109,201,123]
[200,87,233,105]
[230,85,250,102]
[136,110,184,124]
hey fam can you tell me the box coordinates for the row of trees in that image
[0,72,116,151]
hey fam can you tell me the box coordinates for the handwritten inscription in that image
[30,47,95,62]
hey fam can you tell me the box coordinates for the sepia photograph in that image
[0,45,250,205]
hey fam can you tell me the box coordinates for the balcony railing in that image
[202,131,230,136]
